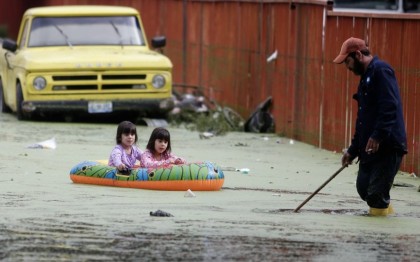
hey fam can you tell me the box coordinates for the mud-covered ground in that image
[0,112,419,261]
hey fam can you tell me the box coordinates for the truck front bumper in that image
[22,98,175,117]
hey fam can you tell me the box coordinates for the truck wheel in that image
[16,83,30,120]
[0,81,11,113]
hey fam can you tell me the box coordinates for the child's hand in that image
[118,164,126,171]
[174,158,184,165]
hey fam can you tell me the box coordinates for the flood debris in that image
[170,98,243,136]
[199,132,214,139]
[27,137,56,149]
[266,50,278,63]
[150,210,174,217]
[169,84,283,136]
[237,168,250,174]
[184,189,196,197]
[244,96,275,133]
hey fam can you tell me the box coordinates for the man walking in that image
[333,37,407,216]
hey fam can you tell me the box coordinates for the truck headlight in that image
[152,75,165,89]
[33,77,47,90]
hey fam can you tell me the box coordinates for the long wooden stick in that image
[293,166,347,213]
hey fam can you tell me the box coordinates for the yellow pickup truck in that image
[0,5,174,120]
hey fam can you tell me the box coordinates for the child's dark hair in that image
[146,127,172,154]
[116,121,138,144]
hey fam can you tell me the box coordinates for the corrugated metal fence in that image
[2,0,420,174]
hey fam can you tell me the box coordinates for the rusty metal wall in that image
[5,0,420,174]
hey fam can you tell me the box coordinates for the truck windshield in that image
[28,16,145,47]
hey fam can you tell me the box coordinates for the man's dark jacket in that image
[347,56,407,163]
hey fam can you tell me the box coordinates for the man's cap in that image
[333,37,368,64]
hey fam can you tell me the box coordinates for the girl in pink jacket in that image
[141,127,186,169]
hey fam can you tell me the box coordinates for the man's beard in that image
[352,58,364,76]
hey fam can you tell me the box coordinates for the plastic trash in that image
[150,209,174,217]
[27,137,57,149]
[267,50,278,63]
[236,168,250,174]
[244,96,275,133]
[199,132,214,139]
[184,189,196,197]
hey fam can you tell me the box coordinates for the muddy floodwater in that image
[0,113,419,261]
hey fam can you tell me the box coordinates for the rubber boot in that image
[369,207,389,216]
[387,203,395,215]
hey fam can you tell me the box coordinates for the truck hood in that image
[18,47,173,71]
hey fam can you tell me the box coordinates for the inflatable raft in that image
[69,161,224,191]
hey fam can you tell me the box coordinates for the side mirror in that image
[151,36,166,49]
[2,39,18,52]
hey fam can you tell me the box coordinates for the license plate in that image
[88,101,113,113]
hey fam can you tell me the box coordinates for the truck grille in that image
[51,73,148,91]
[102,75,146,80]
[52,75,97,81]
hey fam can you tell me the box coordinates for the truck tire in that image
[0,81,12,113]
[16,83,30,120]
